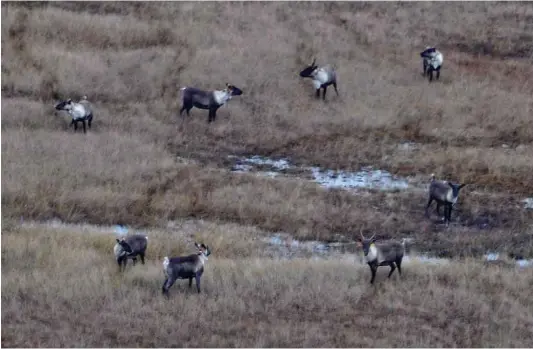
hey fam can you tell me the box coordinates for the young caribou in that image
[299,58,339,101]
[113,234,149,272]
[55,96,94,134]
[179,83,243,123]
[162,242,211,295]
[420,47,443,82]
[358,232,406,285]
[425,174,466,226]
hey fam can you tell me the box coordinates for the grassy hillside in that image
[2,1,532,255]
[2,2,533,346]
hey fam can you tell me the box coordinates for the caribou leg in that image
[195,274,202,293]
[425,197,434,218]
[387,262,396,278]
[179,105,187,117]
[208,109,216,123]
[162,277,176,296]
[395,259,402,277]
[369,264,378,284]
[333,82,339,96]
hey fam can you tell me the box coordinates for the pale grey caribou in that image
[420,47,444,82]
[425,174,467,226]
[299,58,339,101]
[54,96,94,134]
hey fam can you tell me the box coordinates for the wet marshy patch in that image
[484,252,533,269]
[460,211,514,230]
[424,200,527,231]
[229,155,410,191]
[261,232,533,268]
[20,218,134,237]
[15,219,533,268]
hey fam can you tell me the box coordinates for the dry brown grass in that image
[2,222,533,347]
[2,1,533,252]
[2,2,533,345]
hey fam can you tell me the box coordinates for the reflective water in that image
[19,219,533,268]
[263,233,532,267]
[230,155,409,191]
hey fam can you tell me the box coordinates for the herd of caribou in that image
[54,47,443,130]
[114,165,465,294]
[60,46,458,292]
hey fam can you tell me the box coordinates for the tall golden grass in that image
[2,222,533,347]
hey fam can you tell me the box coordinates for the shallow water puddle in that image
[262,233,450,265]
[18,219,533,268]
[230,155,409,191]
[262,233,532,268]
[20,218,138,238]
[485,252,533,268]
[310,166,409,190]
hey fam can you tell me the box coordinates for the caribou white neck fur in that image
[199,253,208,264]
[424,48,443,69]
[430,51,443,69]
[213,89,232,106]
[311,67,331,89]
[365,243,382,263]
[114,244,126,258]
[446,190,458,204]
[64,102,88,121]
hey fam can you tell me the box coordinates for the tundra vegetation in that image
[2,1,533,347]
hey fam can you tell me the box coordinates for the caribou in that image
[425,174,466,226]
[420,47,444,82]
[179,83,243,123]
[299,58,339,101]
[162,242,211,295]
[358,232,406,284]
[54,96,94,133]
[113,234,149,272]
